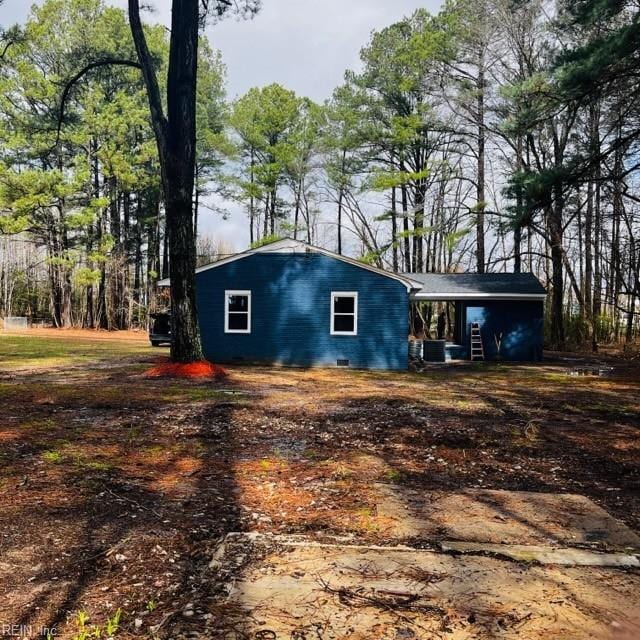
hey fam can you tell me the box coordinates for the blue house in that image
[159,238,546,370]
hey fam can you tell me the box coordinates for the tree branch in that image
[56,58,142,145]
[0,38,14,61]
[129,0,169,172]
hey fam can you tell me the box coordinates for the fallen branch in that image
[317,576,444,623]
[103,486,163,519]
[149,610,178,636]
[85,536,133,562]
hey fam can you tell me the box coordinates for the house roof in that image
[158,238,421,291]
[158,238,545,301]
[405,272,547,300]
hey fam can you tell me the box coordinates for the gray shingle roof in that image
[404,272,546,297]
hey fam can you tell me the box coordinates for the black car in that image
[149,312,171,347]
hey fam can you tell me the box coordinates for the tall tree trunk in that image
[293,182,301,241]
[625,261,637,344]
[305,195,312,244]
[107,177,120,329]
[591,104,602,351]
[133,193,143,325]
[47,223,63,327]
[89,146,108,329]
[249,149,255,245]
[336,149,346,255]
[513,225,522,273]
[269,184,276,235]
[391,185,398,272]
[585,177,593,320]
[425,203,433,272]
[475,49,486,274]
[85,137,100,328]
[400,159,411,272]
[413,188,425,273]
[577,203,584,318]
[592,173,602,350]
[623,208,638,343]
[514,134,523,273]
[548,191,565,350]
[97,200,109,329]
[161,227,169,279]
[122,191,132,329]
[129,0,202,362]
[109,177,120,245]
[146,192,161,315]
[262,193,269,239]
[336,188,344,255]
[194,166,200,241]
[58,208,73,327]
[611,124,624,339]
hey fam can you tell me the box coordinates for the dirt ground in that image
[0,330,638,639]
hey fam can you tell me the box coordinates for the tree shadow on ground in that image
[196,361,640,637]
[0,370,244,638]
[1,356,638,638]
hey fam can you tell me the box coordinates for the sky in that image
[2,0,443,250]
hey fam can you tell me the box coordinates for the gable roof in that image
[158,238,546,300]
[405,272,546,300]
[158,238,421,291]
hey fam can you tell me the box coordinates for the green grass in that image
[259,459,274,471]
[20,417,57,432]
[42,450,63,464]
[0,335,248,401]
[0,335,153,369]
[383,468,403,483]
[77,459,114,472]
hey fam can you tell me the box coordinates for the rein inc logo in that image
[0,625,57,638]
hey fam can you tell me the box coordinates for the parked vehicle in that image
[149,312,171,347]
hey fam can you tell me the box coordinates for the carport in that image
[405,272,547,361]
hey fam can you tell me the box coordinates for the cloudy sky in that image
[2,0,443,249]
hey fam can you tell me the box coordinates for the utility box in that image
[424,339,446,362]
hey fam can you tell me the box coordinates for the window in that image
[225,290,251,333]
[331,292,358,335]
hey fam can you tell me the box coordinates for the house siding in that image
[195,253,410,370]
[459,300,544,361]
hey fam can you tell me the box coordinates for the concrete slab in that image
[375,484,640,551]
[207,533,640,640]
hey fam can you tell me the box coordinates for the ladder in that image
[470,322,484,361]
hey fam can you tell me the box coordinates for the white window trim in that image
[225,290,251,334]
[330,291,358,336]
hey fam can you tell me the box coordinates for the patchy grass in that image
[0,333,153,369]
[0,332,638,638]
[41,449,63,464]
[383,467,403,483]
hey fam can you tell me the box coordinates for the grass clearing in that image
[0,332,153,369]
